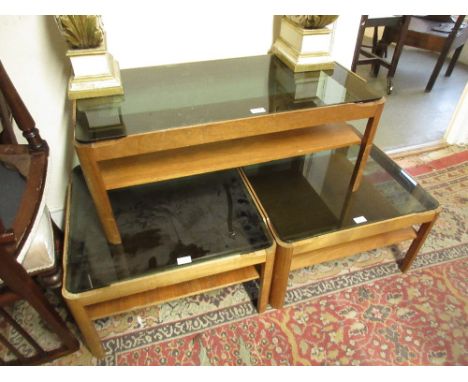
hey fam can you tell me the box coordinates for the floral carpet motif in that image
[2,146,467,365]
[113,257,467,366]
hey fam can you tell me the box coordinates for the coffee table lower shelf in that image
[290,226,417,271]
[63,248,275,358]
[85,266,260,320]
[266,217,438,309]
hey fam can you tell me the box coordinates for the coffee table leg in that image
[400,215,439,273]
[350,101,384,192]
[75,145,122,244]
[257,246,275,312]
[66,299,105,358]
[269,246,294,309]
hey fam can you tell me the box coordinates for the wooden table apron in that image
[72,98,385,245]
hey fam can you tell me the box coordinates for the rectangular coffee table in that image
[73,55,384,245]
[62,168,275,357]
[241,145,440,308]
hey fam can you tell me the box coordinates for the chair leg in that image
[37,266,62,289]
[0,252,79,356]
[351,16,368,72]
[371,26,380,76]
[387,16,411,78]
[446,45,464,77]
[37,220,65,289]
[426,51,449,92]
[426,15,465,92]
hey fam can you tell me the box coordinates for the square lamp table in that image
[242,145,440,308]
[63,168,275,357]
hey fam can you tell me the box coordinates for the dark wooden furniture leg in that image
[351,16,368,72]
[371,25,380,75]
[352,16,410,94]
[0,246,79,364]
[445,44,464,77]
[385,16,411,93]
[425,16,465,92]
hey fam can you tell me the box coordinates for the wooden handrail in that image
[0,60,47,152]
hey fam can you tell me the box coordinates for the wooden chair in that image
[0,60,79,365]
[351,15,410,94]
[380,15,467,92]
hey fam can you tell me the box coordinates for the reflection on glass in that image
[75,95,127,141]
[242,145,439,243]
[66,168,272,293]
[75,55,382,142]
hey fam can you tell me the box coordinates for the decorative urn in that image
[55,15,124,99]
[272,15,339,72]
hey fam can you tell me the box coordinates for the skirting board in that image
[385,140,447,157]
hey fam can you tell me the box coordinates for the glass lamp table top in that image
[242,145,439,244]
[65,168,273,294]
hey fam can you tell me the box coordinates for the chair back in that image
[0,60,79,365]
[0,60,47,150]
[0,60,49,259]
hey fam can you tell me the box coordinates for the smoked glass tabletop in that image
[75,55,382,142]
[65,168,273,294]
[242,145,439,243]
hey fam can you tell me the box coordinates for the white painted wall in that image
[330,15,361,68]
[103,15,274,69]
[0,14,360,226]
[445,82,468,144]
[103,15,361,69]
[0,16,73,226]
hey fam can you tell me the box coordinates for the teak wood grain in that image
[290,227,416,271]
[268,246,294,309]
[100,123,361,190]
[86,266,260,320]
[67,70,388,356]
[74,94,384,245]
[399,213,440,272]
[266,211,439,309]
[291,210,438,253]
[349,100,384,191]
[63,248,271,306]
[240,164,440,309]
[80,99,385,162]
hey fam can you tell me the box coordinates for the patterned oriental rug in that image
[3,146,468,366]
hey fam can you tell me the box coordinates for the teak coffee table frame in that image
[73,98,385,246]
[62,188,276,358]
[240,165,440,308]
[66,66,385,357]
